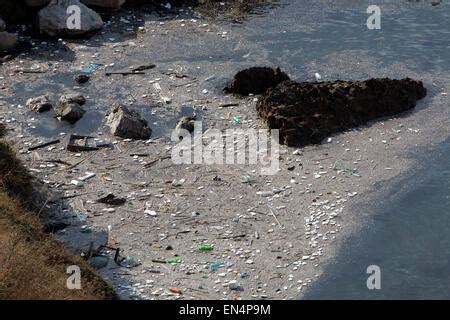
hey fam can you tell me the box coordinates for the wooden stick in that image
[105,71,146,76]
[267,205,284,229]
[28,139,60,151]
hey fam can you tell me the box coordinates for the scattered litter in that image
[65,135,100,152]
[145,209,159,217]
[171,178,186,187]
[232,115,241,125]
[333,160,361,177]
[168,287,182,294]
[79,172,96,181]
[82,63,100,74]
[77,212,86,222]
[209,262,224,270]
[256,191,274,197]
[167,256,182,264]
[70,179,84,187]
[199,245,213,252]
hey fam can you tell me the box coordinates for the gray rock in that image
[106,103,152,140]
[26,95,53,112]
[55,103,85,122]
[89,255,109,269]
[55,96,86,123]
[0,31,17,51]
[38,0,103,37]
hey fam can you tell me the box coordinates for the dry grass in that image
[0,124,116,300]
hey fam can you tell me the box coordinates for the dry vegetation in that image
[0,124,116,300]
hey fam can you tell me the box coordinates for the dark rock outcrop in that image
[256,78,427,147]
[224,66,290,95]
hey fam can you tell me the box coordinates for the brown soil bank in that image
[256,78,427,147]
[0,124,116,300]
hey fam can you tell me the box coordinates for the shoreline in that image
[301,137,450,299]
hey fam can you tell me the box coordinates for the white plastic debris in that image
[70,179,84,187]
[79,172,96,181]
[256,191,274,197]
[145,209,158,217]
[171,178,186,187]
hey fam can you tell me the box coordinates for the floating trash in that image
[167,256,182,264]
[199,245,213,252]
[82,63,100,74]
[209,261,224,270]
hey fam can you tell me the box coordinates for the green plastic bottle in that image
[199,245,213,252]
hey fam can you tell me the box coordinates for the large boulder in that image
[224,66,290,95]
[256,78,427,147]
[26,95,53,112]
[37,0,103,37]
[106,103,151,140]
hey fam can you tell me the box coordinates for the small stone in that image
[74,74,90,84]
